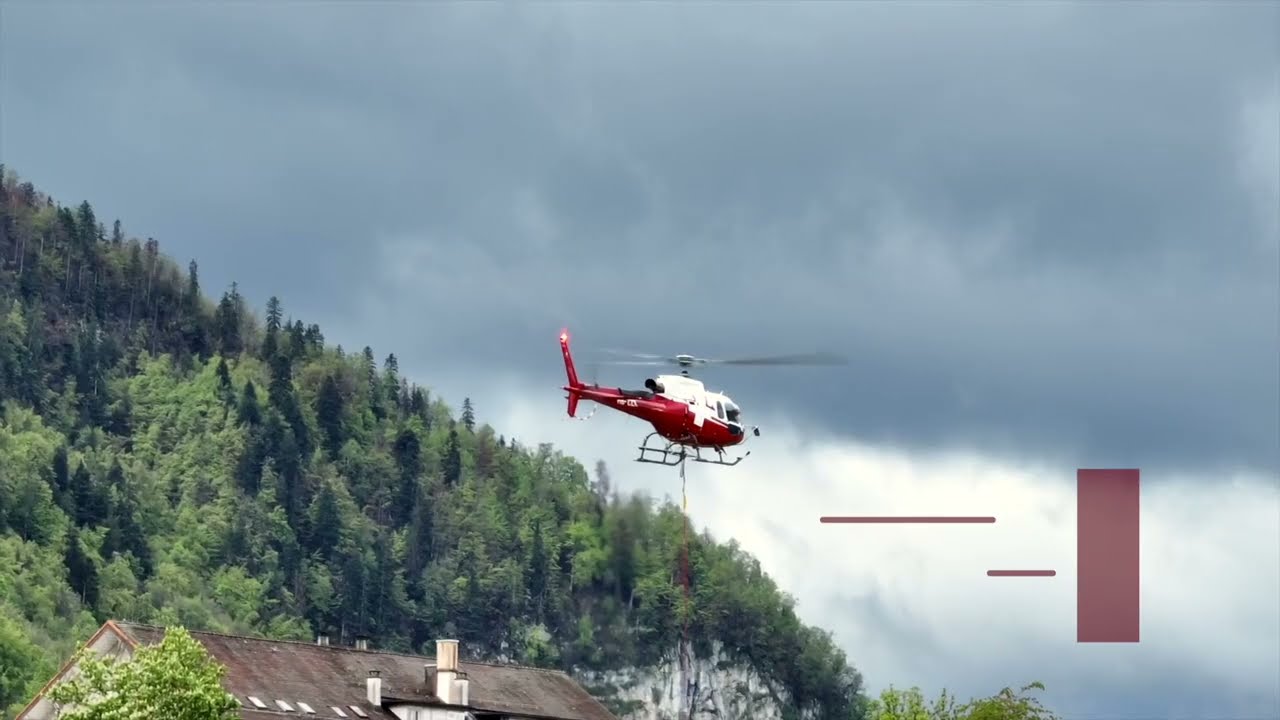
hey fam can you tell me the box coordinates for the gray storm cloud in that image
[3,2,1276,477]
[4,5,1279,717]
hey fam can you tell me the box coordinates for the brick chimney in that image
[435,639,459,703]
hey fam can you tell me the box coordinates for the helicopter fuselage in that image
[560,334,752,449]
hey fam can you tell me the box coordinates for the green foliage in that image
[867,683,1058,720]
[47,626,240,720]
[0,611,45,714]
[0,170,877,718]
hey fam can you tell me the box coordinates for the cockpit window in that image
[715,401,725,420]
[725,401,740,423]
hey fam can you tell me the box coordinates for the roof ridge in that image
[112,621,573,675]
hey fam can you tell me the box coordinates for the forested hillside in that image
[0,167,866,719]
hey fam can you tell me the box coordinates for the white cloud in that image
[434,373,1280,720]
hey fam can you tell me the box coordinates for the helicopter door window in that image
[715,401,725,420]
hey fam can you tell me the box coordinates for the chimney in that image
[454,673,470,706]
[435,639,459,703]
[424,664,437,694]
[316,633,329,646]
[366,670,382,706]
[355,635,369,651]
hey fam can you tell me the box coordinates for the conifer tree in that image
[461,398,475,431]
[444,425,462,487]
[237,380,261,426]
[315,374,345,459]
[392,428,421,527]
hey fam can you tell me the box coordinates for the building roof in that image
[25,621,617,720]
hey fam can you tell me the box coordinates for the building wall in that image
[20,629,135,720]
[387,705,470,720]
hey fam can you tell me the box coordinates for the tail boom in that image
[561,330,583,417]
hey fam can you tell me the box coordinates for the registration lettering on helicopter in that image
[616,398,639,408]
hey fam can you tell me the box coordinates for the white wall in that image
[387,705,470,720]
[19,629,135,720]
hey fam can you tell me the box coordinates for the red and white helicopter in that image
[559,329,845,467]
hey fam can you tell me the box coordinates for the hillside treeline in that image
[0,167,867,719]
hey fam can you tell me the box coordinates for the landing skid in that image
[635,432,750,467]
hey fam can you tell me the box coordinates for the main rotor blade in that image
[589,348,848,368]
[598,348,668,360]
[703,352,849,366]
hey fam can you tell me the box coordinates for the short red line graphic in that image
[987,569,1056,577]
[820,516,995,524]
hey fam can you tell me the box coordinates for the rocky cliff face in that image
[577,642,801,720]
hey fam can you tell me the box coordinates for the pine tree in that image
[51,445,73,517]
[443,425,462,487]
[234,432,265,495]
[103,460,153,578]
[461,398,475,431]
[307,480,342,559]
[180,260,208,358]
[363,346,383,420]
[409,387,430,428]
[215,285,244,357]
[392,428,421,527]
[70,462,107,527]
[237,380,261,426]
[315,374,345,459]
[63,528,99,607]
[265,296,283,333]
[274,427,307,530]
[404,488,433,594]
[263,297,282,358]
[75,201,97,249]
[215,357,233,405]
[382,354,401,415]
[528,517,549,619]
[287,319,305,361]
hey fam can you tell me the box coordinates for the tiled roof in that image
[114,622,617,720]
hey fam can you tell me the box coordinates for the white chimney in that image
[454,676,470,706]
[355,636,369,651]
[317,634,329,646]
[435,639,459,703]
[424,663,437,693]
[366,671,382,706]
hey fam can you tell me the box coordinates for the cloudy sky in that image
[3,2,1278,718]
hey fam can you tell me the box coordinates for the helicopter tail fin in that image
[560,329,584,417]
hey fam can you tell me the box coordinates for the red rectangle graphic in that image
[1077,468,1140,642]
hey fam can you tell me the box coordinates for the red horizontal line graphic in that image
[987,569,1056,577]
[820,516,996,523]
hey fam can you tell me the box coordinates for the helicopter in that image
[558,329,846,467]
